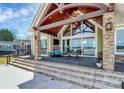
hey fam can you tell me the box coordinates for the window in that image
[41,39,48,55]
[116,27,124,54]
[82,37,96,56]
[71,39,81,55]
[71,39,81,48]
[72,22,95,35]
[13,44,16,49]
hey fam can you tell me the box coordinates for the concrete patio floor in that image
[41,56,124,72]
[0,64,82,89]
[21,55,124,72]
[0,64,33,89]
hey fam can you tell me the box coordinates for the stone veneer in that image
[34,30,41,61]
[103,12,115,70]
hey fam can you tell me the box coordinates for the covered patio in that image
[30,3,116,71]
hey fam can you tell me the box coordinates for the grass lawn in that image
[0,55,15,64]
[0,57,7,64]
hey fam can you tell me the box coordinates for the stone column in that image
[103,11,115,70]
[34,30,41,61]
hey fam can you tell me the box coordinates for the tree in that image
[0,28,15,41]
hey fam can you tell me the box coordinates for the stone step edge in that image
[10,61,121,88]
[15,58,124,75]
[10,62,92,89]
[11,60,122,85]
[10,62,120,89]
[14,58,124,79]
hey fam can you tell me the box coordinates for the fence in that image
[0,51,16,64]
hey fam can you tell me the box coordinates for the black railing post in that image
[9,52,10,63]
[7,56,8,64]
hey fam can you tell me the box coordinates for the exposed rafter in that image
[37,9,107,31]
[55,3,65,13]
[73,22,82,31]
[39,3,108,25]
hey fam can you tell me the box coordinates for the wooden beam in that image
[41,30,57,36]
[76,9,103,29]
[55,3,64,13]
[37,4,52,26]
[38,10,106,31]
[73,22,82,31]
[40,3,108,25]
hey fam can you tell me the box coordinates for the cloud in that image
[0,4,40,39]
[0,8,14,22]
[0,4,37,23]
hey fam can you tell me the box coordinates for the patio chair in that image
[49,49,63,57]
[75,49,81,57]
[67,49,72,57]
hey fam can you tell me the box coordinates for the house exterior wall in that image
[0,41,13,51]
[114,4,124,62]
[30,34,35,55]
[97,27,103,52]
[31,32,59,56]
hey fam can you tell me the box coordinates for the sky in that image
[0,3,40,40]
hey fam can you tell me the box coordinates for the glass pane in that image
[82,38,96,56]
[41,39,47,55]
[71,39,82,55]
[63,39,71,54]
[116,29,124,53]
[72,39,81,48]
[41,39,47,48]
[72,23,95,35]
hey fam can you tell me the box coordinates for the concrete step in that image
[11,60,122,86]
[11,61,112,88]
[10,62,91,88]
[15,58,124,80]
[10,60,122,88]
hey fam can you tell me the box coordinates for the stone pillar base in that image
[103,57,114,71]
[103,12,115,71]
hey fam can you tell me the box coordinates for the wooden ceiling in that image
[39,3,107,36]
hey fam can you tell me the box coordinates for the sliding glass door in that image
[62,37,96,56]
[82,37,96,56]
[71,39,82,55]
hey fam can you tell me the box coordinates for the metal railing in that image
[0,51,16,64]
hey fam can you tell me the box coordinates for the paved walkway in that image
[0,64,33,89]
[18,73,82,89]
[0,65,82,89]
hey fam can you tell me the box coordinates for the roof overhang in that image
[30,3,114,36]
[28,3,50,32]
